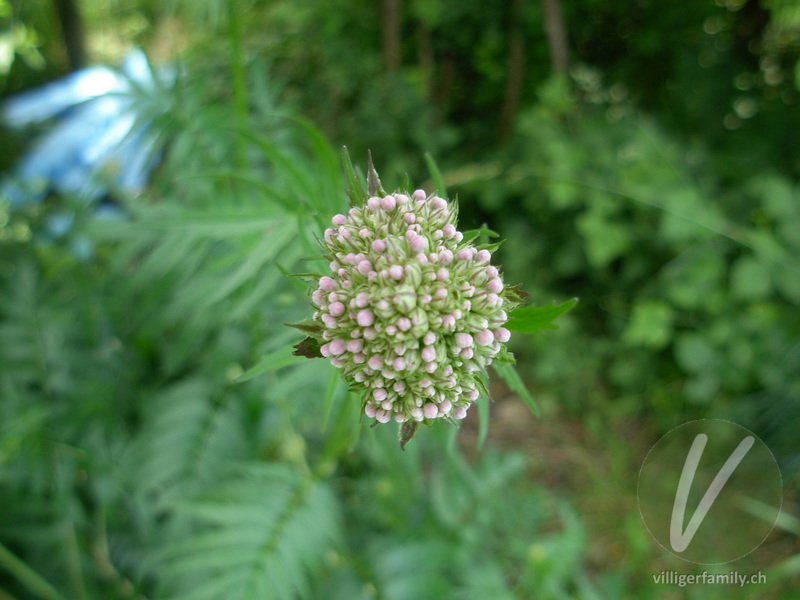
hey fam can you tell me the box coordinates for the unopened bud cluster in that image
[311,189,516,425]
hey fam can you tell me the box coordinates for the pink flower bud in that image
[393,357,406,371]
[412,189,426,200]
[476,329,494,346]
[347,339,363,353]
[363,327,377,340]
[381,195,396,212]
[410,236,427,252]
[368,355,383,369]
[329,301,345,316]
[321,314,338,328]
[425,362,437,373]
[423,403,438,419]
[395,193,409,205]
[436,268,449,281]
[461,347,474,359]
[476,249,491,263]
[411,407,424,420]
[389,265,404,280]
[394,412,407,423]
[457,249,472,261]
[439,400,452,414]
[453,406,468,419]
[329,339,346,355]
[311,289,325,306]
[432,197,447,210]
[455,333,473,348]
[494,327,511,343]
[357,309,375,327]
[438,249,453,264]
[376,410,391,423]
[320,343,331,357]
[332,214,347,225]
[359,228,370,238]
[319,276,337,291]
[423,331,436,345]
[487,266,499,278]
[365,404,377,418]
[488,278,503,293]
[421,346,436,362]
[355,292,369,308]
[371,239,386,252]
[373,388,387,401]
[397,317,411,331]
[357,260,372,276]
[455,232,464,242]
[442,224,456,238]
[367,196,381,210]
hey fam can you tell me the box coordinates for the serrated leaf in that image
[505,298,577,333]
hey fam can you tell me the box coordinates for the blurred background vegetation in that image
[1,0,799,598]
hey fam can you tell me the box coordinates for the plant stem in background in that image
[382,0,402,73]
[541,0,569,74]
[500,0,527,142]
[228,0,249,172]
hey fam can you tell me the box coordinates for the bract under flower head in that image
[309,184,521,433]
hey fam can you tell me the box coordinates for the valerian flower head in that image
[292,153,526,447]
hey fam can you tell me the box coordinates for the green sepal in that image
[292,336,324,359]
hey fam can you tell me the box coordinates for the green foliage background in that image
[1,0,799,598]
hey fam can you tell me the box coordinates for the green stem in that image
[228,0,249,172]
[0,542,65,600]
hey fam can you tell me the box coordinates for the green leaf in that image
[236,346,308,382]
[492,363,540,416]
[161,465,340,600]
[506,298,578,333]
[424,152,447,197]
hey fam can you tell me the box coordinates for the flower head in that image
[293,155,525,446]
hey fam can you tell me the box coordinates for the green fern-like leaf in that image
[159,464,340,600]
